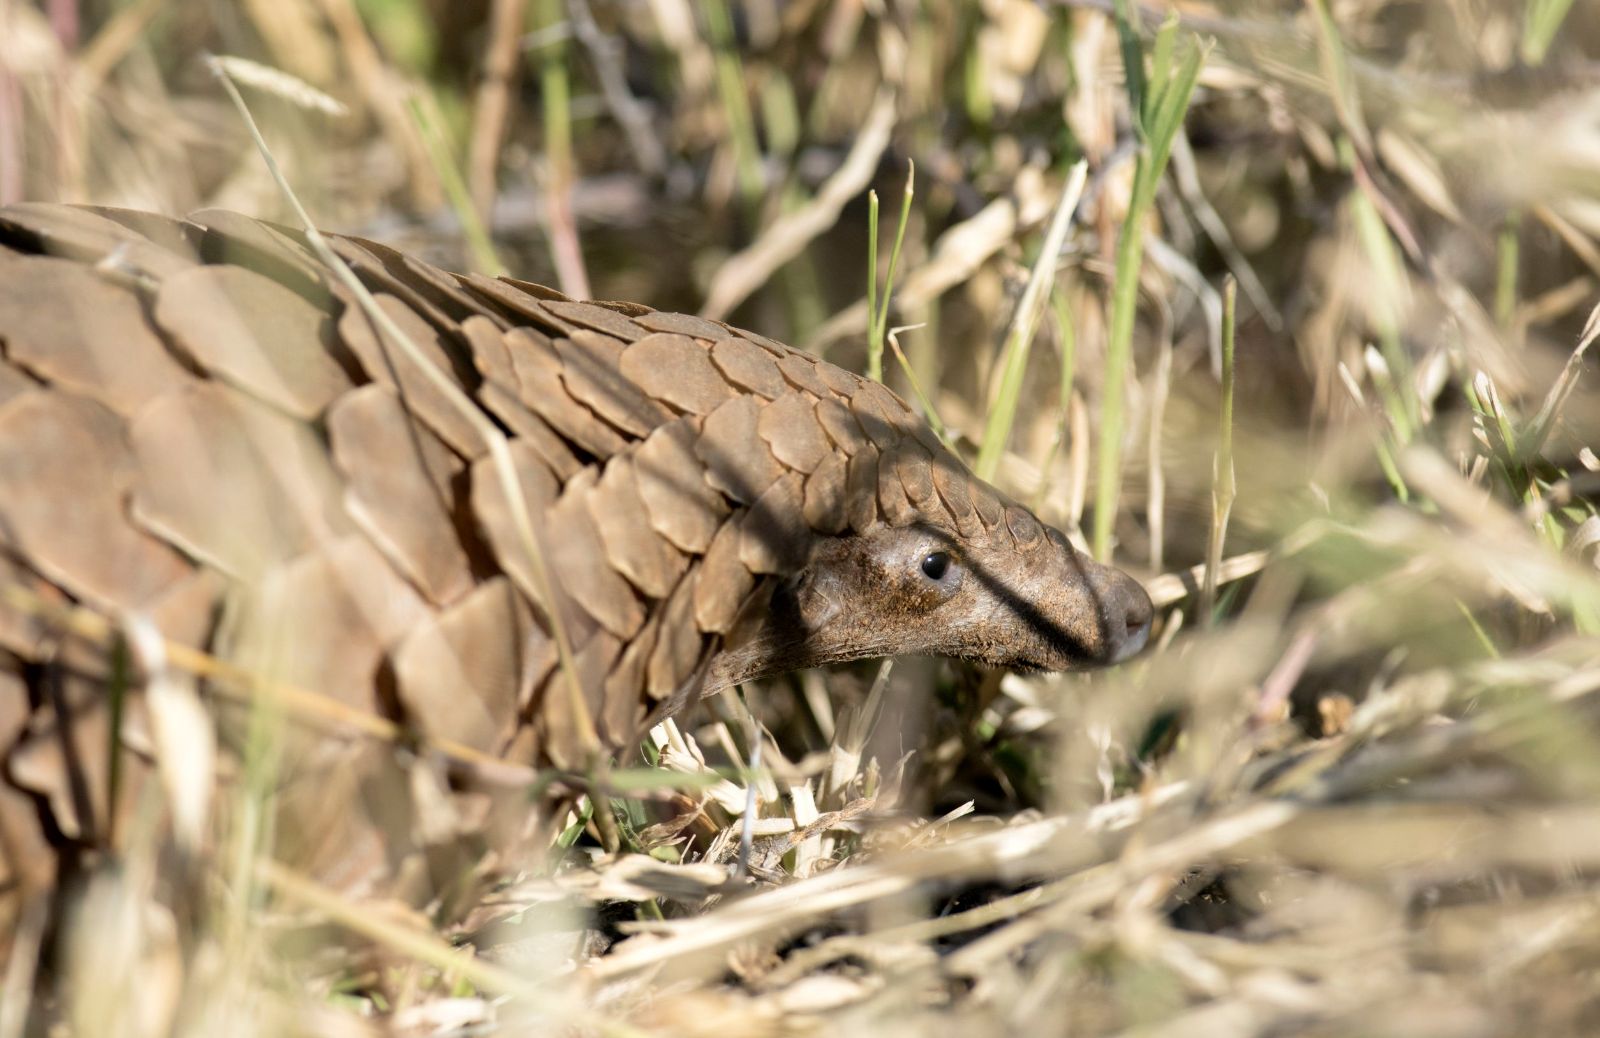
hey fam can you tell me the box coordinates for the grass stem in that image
[1092,10,1204,559]
[977,160,1086,482]
[867,160,915,383]
[1202,278,1237,623]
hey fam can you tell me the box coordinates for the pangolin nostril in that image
[1110,576,1155,664]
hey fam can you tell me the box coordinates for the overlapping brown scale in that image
[0,564,50,669]
[589,454,690,600]
[1004,504,1044,551]
[930,452,985,540]
[635,311,731,340]
[477,381,584,482]
[592,299,653,318]
[970,476,1004,528]
[0,666,56,898]
[155,265,353,420]
[539,628,620,770]
[265,744,397,893]
[328,237,461,333]
[0,202,195,280]
[0,563,217,681]
[0,361,31,409]
[741,471,810,575]
[896,440,938,509]
[225,535,429,722]
[328,384,474,605]
[635,416,728,553]
[696,395,784,505]
[505,327,630,458]
[848,380,901,450]
[0,562,215,696]
[0,390,190,610]
[0,665,28,745]
[556,330,673,438]
[495,275,570,301]
[394,577,548,752]
[814,359,862,399]
[620,333,739,415]
[909,422,946,458]
[775,353,832,398]
[0,560,77,663]
[468,438,560,608]
[0,257,190,416]
[846,445,881,533]
[876,445,919,527]
[543,299,645,342]
[461,314,516,386]
[693,517,756,634]
[7,677,149,842]
[145,567,227,652]
[847,378,922,450]
[802,453,849,535]
[460,273,580,336]
[188,208,326,297]
[710,336,787,398]
[80,205,201,259]
[131,382,352,579]
[600,619,653,746]
[648,572,704,701]
[732,328,789,357]
[813,397,868,456]
[337,293,484,458]
[546,469,646,640]
[758,391,832,474]
[357,234,503,324]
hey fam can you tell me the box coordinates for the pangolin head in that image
[709,455,1153,688]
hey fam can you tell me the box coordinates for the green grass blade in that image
[1112,0,1148,130]
[867,162,915,385]
[1523,0,1578,66]
[408,92,506,276]
[878,161,916,338]
[1496,211,1522,328]
[704,0,764,206]
[866,189,882,381]
[885,324,950,446]
[977,160,1087,481]
[1093,35,1203,561]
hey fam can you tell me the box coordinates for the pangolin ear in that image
[790,566,840,627]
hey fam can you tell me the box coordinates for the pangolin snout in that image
[1084,560,1155,665]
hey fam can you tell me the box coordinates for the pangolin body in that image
[0,203,1150,911]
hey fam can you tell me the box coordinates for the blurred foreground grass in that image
[4,0,1600,1034]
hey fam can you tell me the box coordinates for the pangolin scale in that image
[0,202,1151,925]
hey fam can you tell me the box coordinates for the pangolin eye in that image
[920,551,952,581]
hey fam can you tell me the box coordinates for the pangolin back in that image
[0,202,1150,916]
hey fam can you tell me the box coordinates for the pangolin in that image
[0,202,1151,914]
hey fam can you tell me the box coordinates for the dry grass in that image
[4,0,1600,1034]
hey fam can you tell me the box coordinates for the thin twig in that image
[1144,550,1270,608]
[1169,131,1282,333]
[568,0,667,176]
[700,89,896,321]
[313,0,441,209]
[533,0,591,298]
[469,0,526,220]
[1201,278,1238,621]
